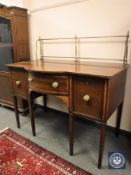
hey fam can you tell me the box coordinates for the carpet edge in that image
[0,127,9,133]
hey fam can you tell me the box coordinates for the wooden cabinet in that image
[0,4,30,111]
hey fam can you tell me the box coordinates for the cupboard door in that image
[0,72,13,106]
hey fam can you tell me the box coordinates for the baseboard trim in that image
[107,125,131,139]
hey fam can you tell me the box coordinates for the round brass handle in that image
[28,78,33,83]
[10,11,14,15]
[83,95,90,102]
[16,81,21,87]
[52,81,59,88]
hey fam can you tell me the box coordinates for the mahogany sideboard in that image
[7,60,128,168]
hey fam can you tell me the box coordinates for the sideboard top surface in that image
[7,60,128,78]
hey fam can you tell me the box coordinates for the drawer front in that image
[11,70,28,98]
[73,77,104,119]
[29,73,68,94]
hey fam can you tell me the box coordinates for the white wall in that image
[0,0,23,7]
[23,0,131,132]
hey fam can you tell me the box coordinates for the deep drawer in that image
[73,77,105,119]
[11,70,28,98]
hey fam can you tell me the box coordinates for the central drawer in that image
[29,73,69,95]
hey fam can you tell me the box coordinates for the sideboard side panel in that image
[106,70,127,120]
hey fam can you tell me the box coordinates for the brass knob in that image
[83,95,90,102]
[16,81,21,87]
[52,81,59,88]
[28,78,33,83]
[10,11,14,15]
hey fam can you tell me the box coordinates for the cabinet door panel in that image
[0,16,13,71]
[0,72,13,105]
[13,15,30,62]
